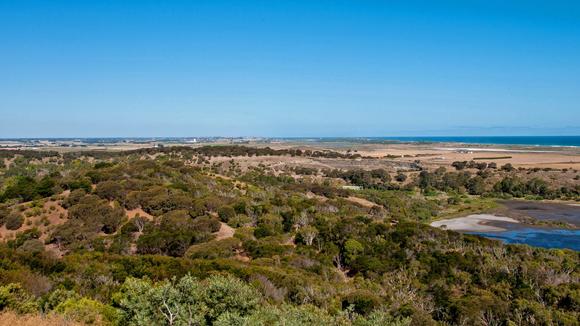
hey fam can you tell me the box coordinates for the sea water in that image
[374,136,580,147]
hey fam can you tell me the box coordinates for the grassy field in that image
[436,197,499,219]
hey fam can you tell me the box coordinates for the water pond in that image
[441,201,580,250]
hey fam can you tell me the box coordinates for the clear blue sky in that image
[1,0,579,137]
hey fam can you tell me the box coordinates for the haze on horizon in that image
[1,0,579,138]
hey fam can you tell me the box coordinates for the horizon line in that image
[1,135,580,140]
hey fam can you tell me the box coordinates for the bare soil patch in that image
[214,222,235,241]
[125,207,155,220]
[345,196,378,208]
[0,199,67,242]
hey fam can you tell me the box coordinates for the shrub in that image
[16,240,44,254]
[451,161,467,170]
[466,176,485,195]
[0,205,10,225]
[62,189,87,208]
[342,290,382,316]
[344,239,364,264]
[116,276,205,326]
[68,195,125,234]
[0,283,38,314]
[239,303,345,325]
[228,214,253,228]
[117,274,261,325]
[447,196,461,205]
[137,212,219,256]
[201,274,261,322]
[42,288,80,312]
[1,176,38,202]
[254,214,283,238]
[62,177,92,193]
[95,180,126,202]
[55,297,122,325]
[501,163,515,172]
[186,238,241,260]
[218,205,236,223]
[5,212,24,230]
[395,173,407,182]
[36,176,56,198]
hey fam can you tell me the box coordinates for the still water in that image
[470,201,580,251]
[469,228,580,251]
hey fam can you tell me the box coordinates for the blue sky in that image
[1,0,579,137]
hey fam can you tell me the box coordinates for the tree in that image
[68,195,125,234]
[237,303,345,325]
[36,176,56,198]
[117,276,203,326]
[452,161,467,171]
[344,239,364,265]
[526,178,549,197]
[417,171,433,190]
[62,177,92,192]
[117,274,261,325]
[95,180,126,203]
[370,169,391,183]
[298,225,319,246]
[475,162,488,170]
[501,163,515,172]
[493,177,525,197]
[2,176,38,202]
[254,214,283,238]
[467,176,486,195]
[138,211,219,256]
[62,189,87,208]
[133,216,146,233]
[395,173,407,182]
[201,275,261,323]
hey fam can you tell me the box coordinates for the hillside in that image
[0,146,578,325]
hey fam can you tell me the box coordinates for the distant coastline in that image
[2,136,580,149]
[368,136,580,147]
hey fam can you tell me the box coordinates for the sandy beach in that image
[430,214,520,232]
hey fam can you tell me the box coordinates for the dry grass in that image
[0,312,83,326]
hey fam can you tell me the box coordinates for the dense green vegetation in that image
[0,147,577,325]
[419,163,580,200]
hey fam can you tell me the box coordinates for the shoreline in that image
[430,214,520,232]
[277,137,580,148]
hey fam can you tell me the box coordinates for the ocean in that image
[373,136,580,147]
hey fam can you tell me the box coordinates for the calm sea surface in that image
[374,136,580,147]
